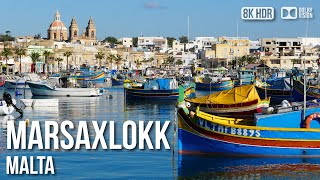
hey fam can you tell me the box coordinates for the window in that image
[91,31,94,38]
[54,33,56,39]
[74,30,77,36]
[266,42,271,44]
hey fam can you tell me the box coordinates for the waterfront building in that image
[120,38,133,48]
[260,37,320,70]
[137,37,168,52]
[206,36,249,68]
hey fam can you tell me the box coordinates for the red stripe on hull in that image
[179,109,320,148]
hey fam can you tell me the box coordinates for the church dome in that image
[48,10,67,31]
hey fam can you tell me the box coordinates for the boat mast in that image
[303,18,309,120]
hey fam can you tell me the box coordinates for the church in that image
[47,10,97,45]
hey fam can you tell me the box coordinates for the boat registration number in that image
[197,119,260,137]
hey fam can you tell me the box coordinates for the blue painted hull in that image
[178,128,320,157]
[111,78,124,86]
[177,107,320,157]
[195,81,233,91]
[125,88,179,100]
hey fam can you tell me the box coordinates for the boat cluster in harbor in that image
[177,66,320,157]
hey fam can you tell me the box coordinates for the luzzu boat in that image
[124,78,191,100]
[195,76,233,91]
[177,95,320,156]
[185,85,270,118]
[293,78,320,101]
[111,74,125,86]
[233,69,255,86]
[255,77,293,103]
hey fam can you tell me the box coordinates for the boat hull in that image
[293,80,319,101]
[177,108,320,157]
[255,85,293,103]
[5,80,29,89]
[195,81,233,91]
[124,87,181,100]
[111,78,124,86]
[27,82,101,97]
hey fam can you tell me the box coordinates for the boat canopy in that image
[189,85,261,104]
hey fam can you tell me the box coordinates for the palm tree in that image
[134,59,142,69]
[1,48,13,75]
[15,47,26,75]
[107,54,115,70]
[114,55,123,70]
[63,51,72,70]
[148,57,155,67]
[55,57,63,72]
[95,51,105,68]
[43,50,53,75]
[291,58,300,68]
[175,59,183,66]
[29,52,41,73]
[165,56,175,67]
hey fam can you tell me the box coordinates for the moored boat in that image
[293,78,320,101]
[124,78,190,100]
[27,79,101,97]
[177,98,320,157]
[185,85,270,118]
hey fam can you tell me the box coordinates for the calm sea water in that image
[0,87,320,179]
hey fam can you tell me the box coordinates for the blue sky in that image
[0,0,319,40]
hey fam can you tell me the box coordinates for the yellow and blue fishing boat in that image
[186,85,270,118]
[177,88,320,156]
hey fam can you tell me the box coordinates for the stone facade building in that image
[47,10,68,41]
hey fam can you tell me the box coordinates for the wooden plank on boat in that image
[20,99,59,107]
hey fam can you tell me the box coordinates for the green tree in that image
[132,37,138,47]
[29,52,41,73]
[175,59,183,66]
[1,48,13,75]
[63,51,72,70]
[148,57,155,67]
[15,47,26,75]
[107,54,115,69]
[291,58,300,68]
[164,56,175,67]
[114,55,123,70]
[179,36,188,43]
[103,36,120,45]
[43,50,53,75]
[0,31,14,43]
[95,51,105,67]
[166,37,176,47]
[134,59,142,69]
[55,57,63,72]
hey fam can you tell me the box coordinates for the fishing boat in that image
[27,77,101,97]
[233,69,255,86]
[194,75,233,91]
[185,85,270,118]
[293,78,320,101]
[124,78,190,100]
[177,95,320,156]
[111,73,125,86]
[255,77,293,103]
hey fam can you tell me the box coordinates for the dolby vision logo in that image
[281,7,298,19]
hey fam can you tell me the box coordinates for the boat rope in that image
[3,92,23,117]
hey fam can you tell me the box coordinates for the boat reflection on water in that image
[178,155,320,179]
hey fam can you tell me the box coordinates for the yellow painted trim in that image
[193,120,320,141]
[195,108,320,132]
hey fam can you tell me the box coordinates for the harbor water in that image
[0,87,320,179]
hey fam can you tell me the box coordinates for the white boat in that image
[5,73,41,89]
[27,81,101,97]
